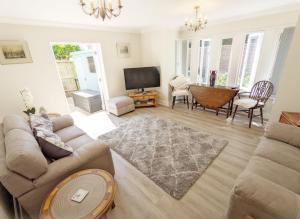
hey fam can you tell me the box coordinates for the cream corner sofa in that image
[226,122,300,219]
[0,114,115,219]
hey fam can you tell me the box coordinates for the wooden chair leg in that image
[191,97,194,110]
[226,105,230,118]
[216,109,219,116]
[172,96,176,109]
[186,96,189,109]
[260,108,264,125]
[249,109,254,128]
[232,105,238,120]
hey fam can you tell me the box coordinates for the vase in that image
[209,70,217,87]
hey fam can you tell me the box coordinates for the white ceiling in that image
[0,0,300,32]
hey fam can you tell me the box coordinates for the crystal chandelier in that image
[185,6,207,32]
[80,0,123,21]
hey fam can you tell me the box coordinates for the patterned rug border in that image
[99,114,229,199]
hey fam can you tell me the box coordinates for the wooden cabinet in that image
[279,111,300,127]
[128,90,159,108]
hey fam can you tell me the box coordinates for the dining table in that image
[189,83,239,118]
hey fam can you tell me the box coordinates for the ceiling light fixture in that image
[185,6,207,32]
[79,0,123,21]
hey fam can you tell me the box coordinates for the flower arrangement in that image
[20,88,36,115]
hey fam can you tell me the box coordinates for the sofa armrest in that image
[33,140,114,187]
[51,115,74,132]
[226,172,300,219]
[265,122,300,148]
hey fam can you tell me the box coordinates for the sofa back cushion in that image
[265,122,300,148]
[4,128,48,179]
[3,114,32,135]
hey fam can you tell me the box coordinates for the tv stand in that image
[128,90,159,108]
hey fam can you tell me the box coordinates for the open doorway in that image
[51,43,106,114]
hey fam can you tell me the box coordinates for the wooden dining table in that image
[189,83,239,118]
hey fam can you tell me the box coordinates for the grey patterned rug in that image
[98,115,228,199]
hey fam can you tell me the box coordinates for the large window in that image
[175,40,192,77]
[238,32,264,90]
[217,38,233,86]
[197,39,211,83]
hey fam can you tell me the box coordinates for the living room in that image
[0,0,300,219]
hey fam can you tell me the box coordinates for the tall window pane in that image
[238,32,263,90]
[175,40,192,78]
[197,39,211,83]
[187,41,192,77]
[217,38,233,86]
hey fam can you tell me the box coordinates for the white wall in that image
[0,23,141,120]
[141,30,178,106]
[271,15,300,121]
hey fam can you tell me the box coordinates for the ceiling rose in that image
[185,6,208,32]
[80,0,123,21]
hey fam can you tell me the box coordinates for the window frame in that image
[197,39,211,84]
[217,37,234,86]
[238,32,264,91]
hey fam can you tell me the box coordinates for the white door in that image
[84,55,99,91]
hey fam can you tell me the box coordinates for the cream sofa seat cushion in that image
[5,129,48,179]
[255,138,300,173]
[55,126,85,142]
[228,171,300,219]
[246,156,300,194]
[265,122,300,148]
[65,134,94,150]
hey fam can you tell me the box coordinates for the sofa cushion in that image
[265,122,300,148]
[36,128,73,159]
[52,115,74,132]
[255,138,300,173]
[227,171,300,219]
[65,134,94,150]
[55,126,85,142]
[246,156,300,194]
[5,129,48,179]
[3,114,32,135]
[29,114,53,132]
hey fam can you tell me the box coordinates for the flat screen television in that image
[124,67,160,91]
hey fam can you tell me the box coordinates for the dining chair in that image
[232,80,274,128]
[169,75,190,109]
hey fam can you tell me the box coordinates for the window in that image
[175,40,192,77]
[217,38,233,86]
[238,32,263,90]
[197,39,211,83]
[87,56,96,73]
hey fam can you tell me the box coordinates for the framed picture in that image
[116,42,130,58]
[0,40,33,65]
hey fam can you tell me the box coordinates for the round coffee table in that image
[40,169,116,219]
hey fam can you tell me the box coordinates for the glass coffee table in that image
[40,169,116,219]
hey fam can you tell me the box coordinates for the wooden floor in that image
[105,104,264,219]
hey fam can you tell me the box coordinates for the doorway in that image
[51,43,106,114]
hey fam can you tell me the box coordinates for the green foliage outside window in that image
[242,74,251,88]
[52,44,81,60]
[217,73,228,86]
